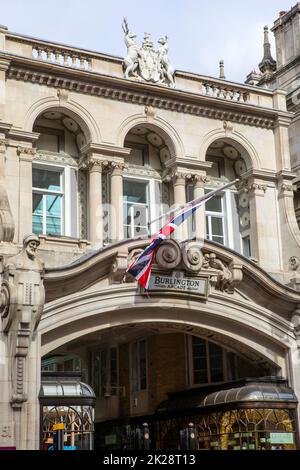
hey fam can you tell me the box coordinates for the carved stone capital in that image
[110,161,128,174]
[0,138,9,150]
[87,158,109,172]
[193,174,210,186]
[17,146,36,162]
[280,183,295,193]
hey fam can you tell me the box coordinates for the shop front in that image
[96,377,298,450]
[39,373,96,450]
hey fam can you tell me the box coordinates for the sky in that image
[0,0,292,83]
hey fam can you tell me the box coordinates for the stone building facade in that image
[1,7,300,450]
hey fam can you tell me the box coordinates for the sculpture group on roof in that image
[122,18,175,88]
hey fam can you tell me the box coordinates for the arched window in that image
[32,110,87,238]
[204,139,251,256]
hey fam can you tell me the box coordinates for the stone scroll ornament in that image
[0,234,45,408]
[122,18,175,87]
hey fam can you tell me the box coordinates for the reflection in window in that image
[32,168,63,236]
[123,179,149,238]
[205,193,226,245]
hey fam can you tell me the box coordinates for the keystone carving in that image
[289,256,300,271]
[0,234,45,408]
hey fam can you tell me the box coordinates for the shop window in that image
[131,339,147,392]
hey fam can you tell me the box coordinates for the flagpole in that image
[148,178,239,228]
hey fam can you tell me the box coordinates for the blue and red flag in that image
[127,179,238,290]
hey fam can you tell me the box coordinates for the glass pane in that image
[211,217,223,236]
[212,235,224,245]
[209,342,224,383]
[242,236,251,257]
[133,205,147,227]
[33,168,61,191]
[110,348,117,390]
[46,194,61,235]
[123,180,147,203]
[32,192,43,234]
[139,340,147,390]
[206,195,222,212]
[192,337,208,384]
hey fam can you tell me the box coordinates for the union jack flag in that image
[127,179,238,290]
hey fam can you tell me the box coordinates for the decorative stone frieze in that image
[0,234,45,408]
[7,66,277,129]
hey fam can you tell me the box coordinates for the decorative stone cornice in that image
[80,142,131,159]
[6,63,282,130]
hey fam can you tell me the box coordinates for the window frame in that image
[123,176,161,239]
[205,189,227,246]
[188,336,227,386]
[32,161,78,238]
[130,339,148,393]
[92,346,119,398]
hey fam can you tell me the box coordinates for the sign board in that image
[269,433,294,444]
[149,273,208,297]
[53,423,64,431]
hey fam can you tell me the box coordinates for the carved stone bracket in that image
[0,234,45,408]
[110,247,129,283]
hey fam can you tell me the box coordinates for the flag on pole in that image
[127,179,239,290]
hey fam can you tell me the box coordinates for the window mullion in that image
[206,341,211,383]
[43,194,46,234]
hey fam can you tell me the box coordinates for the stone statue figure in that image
[121,18,175,87]
[122,18,139,79]
[158,36,175,88]
[0,234,45,407]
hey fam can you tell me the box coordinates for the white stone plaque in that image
[149,273,208,297]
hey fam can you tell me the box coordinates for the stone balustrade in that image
[200,79,249,103]
[32,44,92,70]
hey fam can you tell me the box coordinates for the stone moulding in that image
[4,58,284,130]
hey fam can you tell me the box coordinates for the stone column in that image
[88,158,107,248]
[193,174,208,241]
[248,179,282,271]
[173,171,187,241]
[17,147,36,243]
[110,162,126,242]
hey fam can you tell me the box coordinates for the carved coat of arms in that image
[122,18,175,87]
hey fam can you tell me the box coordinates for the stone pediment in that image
[43,237,300,318]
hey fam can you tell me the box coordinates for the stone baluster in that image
[87,58,92,70]
[46,48,52,62]
[54,50,60,64]
[110,162,126,242]
[80,56,85,69]
[63,52,69,66]
[37,47,43,60]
